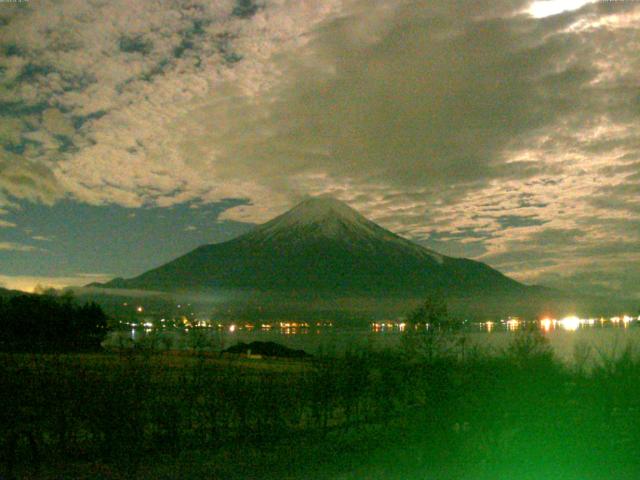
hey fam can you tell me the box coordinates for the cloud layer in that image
[1,0,639,297]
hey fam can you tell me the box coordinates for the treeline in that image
[0,294,108,351]
[4,330,640,478]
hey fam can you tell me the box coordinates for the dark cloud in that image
[118,35,154,55]
[188,0,633,218]
[71,110,108,130]
[232,0,260,19]
[217,5,591,189]
[0,100,48,117]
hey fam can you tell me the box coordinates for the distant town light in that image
[506,318,520,331]
[560,316,580,331]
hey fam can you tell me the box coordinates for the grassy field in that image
[3,330,640,479]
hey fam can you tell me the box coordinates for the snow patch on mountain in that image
[247,196,444,263]
[254,197,374,236]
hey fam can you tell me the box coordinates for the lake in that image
[104,315,640,364]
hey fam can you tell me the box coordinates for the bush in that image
[402,296,463,361]
[3,330,640,478]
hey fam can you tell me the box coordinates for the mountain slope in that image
[101,197,526,297]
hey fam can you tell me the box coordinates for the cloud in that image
[0,242,39,252]
[195,0,640,231]
[0,219,16,228]
[1,0,639,297]
[0,154,62,205]
[0,0,344,209]
[0,273,113,292]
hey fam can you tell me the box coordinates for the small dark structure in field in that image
[224,341,310,358]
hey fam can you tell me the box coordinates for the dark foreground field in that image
[3,331,640,479]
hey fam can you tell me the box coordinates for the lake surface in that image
[104,316,640,364]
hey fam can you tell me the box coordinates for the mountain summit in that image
[246,196,377,240]
[243,196,443,263]
[101,196,525,298]
[262,196,366,228]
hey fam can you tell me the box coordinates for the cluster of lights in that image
[122,309,640,337]
[222,322,335,333]
[476,315,640,333]
[611,315,635,324]
[227,322,334,332]
[371,321,407,332]
[505,317,521,331]
[279,322,310,329]
[538,315,638,332]
[121,298,340,336]
[475,321,496,332]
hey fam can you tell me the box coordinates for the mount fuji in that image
[100,196,528,299]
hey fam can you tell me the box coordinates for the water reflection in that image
[120,314,639,344]
[559,316,581,332]
[481,315,638,333]
[506,318,520,331]
[370,314,639,334]
[104,312,640,366]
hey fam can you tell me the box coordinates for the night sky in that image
[0,0,638,299]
